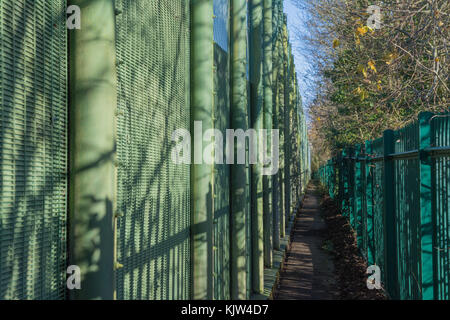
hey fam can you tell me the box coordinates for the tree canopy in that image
[292,0,449,170]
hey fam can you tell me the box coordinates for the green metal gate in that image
[114,0,191,300]
[0,0,68,300]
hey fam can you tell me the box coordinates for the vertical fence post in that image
[332,157,337,199]
[341,149,348,215]
[348,147,356,228]
[284,48,293,230]
[249,0,265,295]
[262,0,273,268]
[365,140,375,265]
[383,129,398,299]
[418,111,435,300]
[337,151,343,210]
[191,0,214,300]
[329,160,332,193]
[278,20,286,239]
[271,0,280,253]
[355,146,363,249]
[328,159,334,198]
[68,0,117,300]
[230,0,249,300]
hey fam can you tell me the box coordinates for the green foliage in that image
[301,0,449,162]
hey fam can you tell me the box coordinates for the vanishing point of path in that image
[275,182,338,300]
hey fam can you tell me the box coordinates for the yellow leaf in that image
[355,36,360,45]
[356,26,369,36]
[359,88,368,101]
[385,52,399,65]
[357,65,368,78]
[438,21,444,27]
[332,39,340,49]
[368,60,377,73]
[435,57,440,62]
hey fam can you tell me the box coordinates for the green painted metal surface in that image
[365,140,374,265]
[114,0,191,300]
[393,124,420,299]
[419,112,434,300]
[0,0,68,300]
[370,137,385,282]
[191,0,214,300]
[212,0,231,300]
[382,129,398,299]
[230,0,248,300]
[318,110,450,300]
[0,0,310,301]
[354,146,363,249]
[429,112,450,300]
[271,0,282,252]
[278,16,288,239]
[262,0,272,268]
[69,0,117,300]
[248,0,264,295]
[283,50,292,224]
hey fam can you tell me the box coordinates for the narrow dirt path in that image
[275,182,338,300]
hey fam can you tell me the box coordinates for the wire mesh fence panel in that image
[283,54,292,221]
[114,0,191,300]
[0,0,312,301]
[212,0,231,300]
[245,4,252,298]
[0,0,68,300]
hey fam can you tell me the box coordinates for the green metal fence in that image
[0,0,310,300]
[212,0,231,300]
[318,111,450,300]
[0,0,68,300]
[114,0,192,300]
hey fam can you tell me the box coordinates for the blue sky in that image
[283,0,315,118]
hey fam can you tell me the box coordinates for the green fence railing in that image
[0,0,310,300]
[318,111,450,300]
